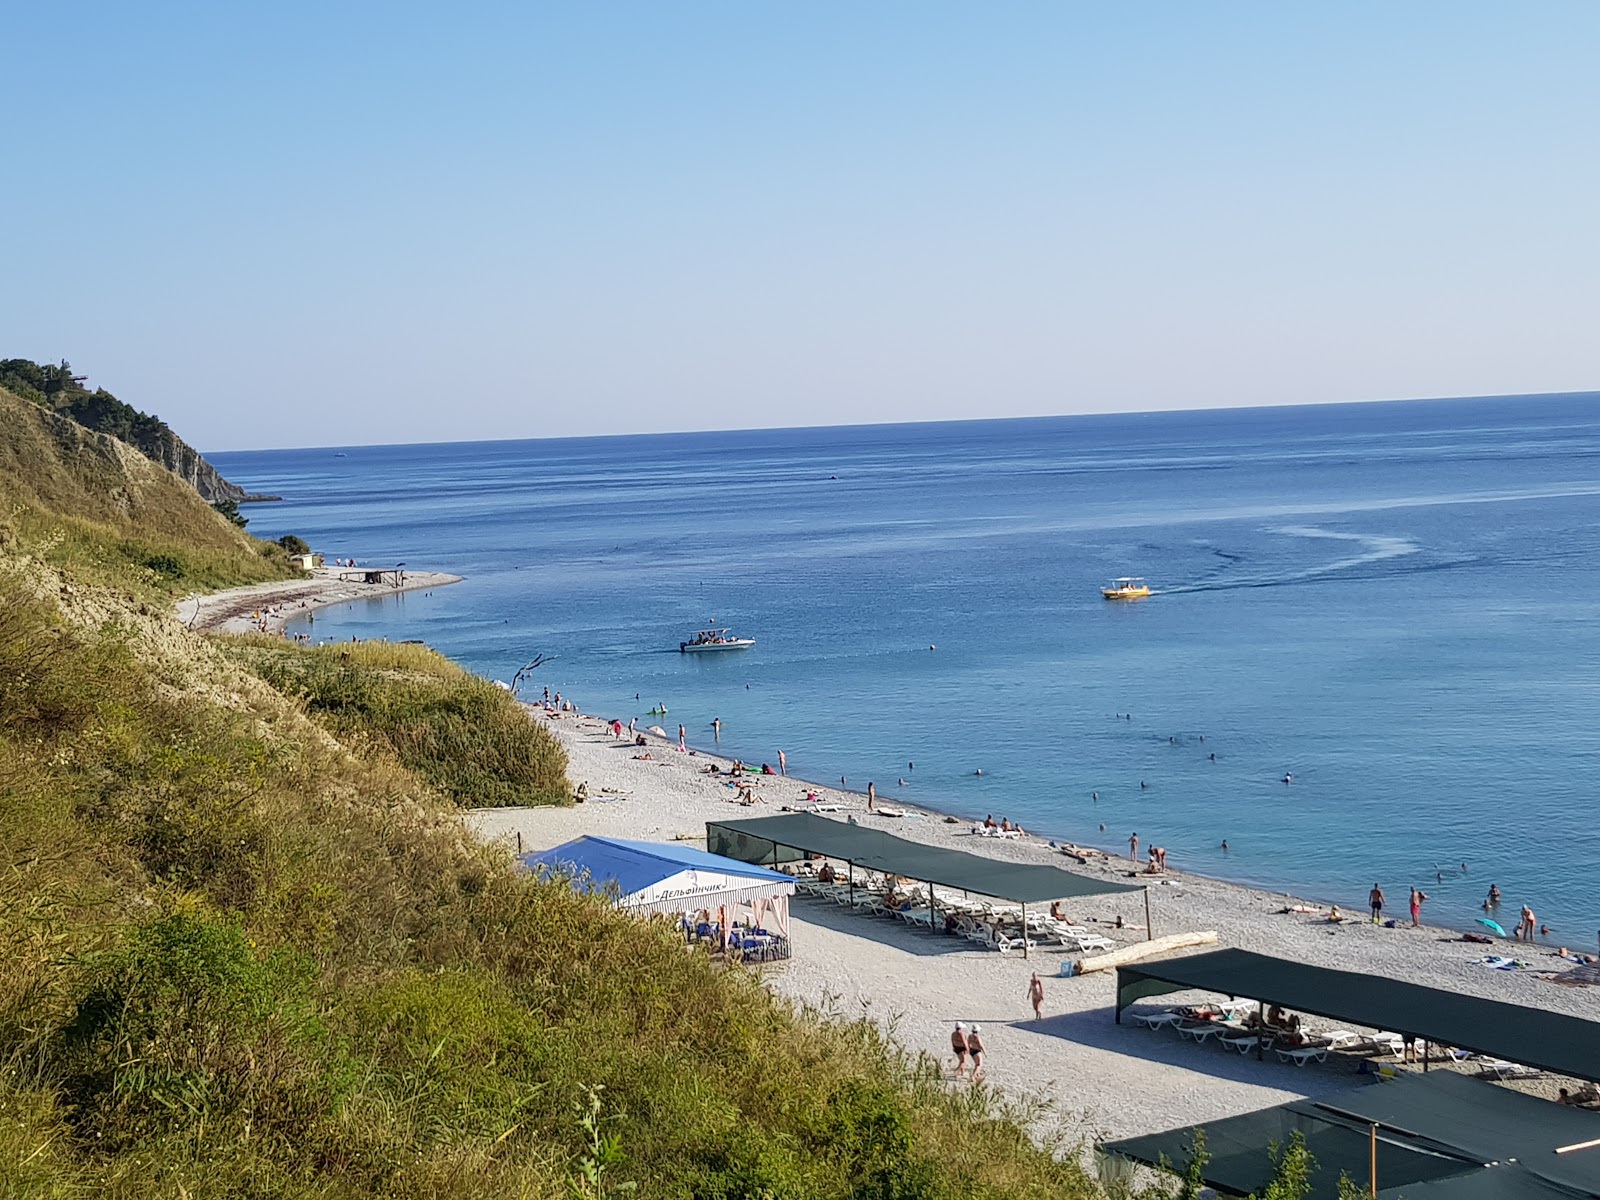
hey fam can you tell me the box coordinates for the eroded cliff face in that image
[138,425,253,503]
[51,391,279,503]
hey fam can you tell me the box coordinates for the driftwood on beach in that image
[1075,930,1219,974]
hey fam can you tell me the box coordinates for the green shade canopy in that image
[1102,1072,1600,1200]
[1116,948,1600,1084]
[706,812,1144,904]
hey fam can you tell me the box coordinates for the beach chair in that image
[992,930,1036,954]
[1176,1021,1228,1045]
[1477,1058,1541,1081]
[1314,1029,1361,1050]
[1276,1045,1330,1067]
[1221,1033,1262,1055]
[1364,1032,1405,1056]
[1060,932,1115,953]
[1129,1009,1185,1030]
[1217,1000,1259,1019]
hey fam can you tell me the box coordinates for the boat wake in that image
[1156,526,1423,594]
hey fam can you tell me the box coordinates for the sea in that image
[210,392,1600,939]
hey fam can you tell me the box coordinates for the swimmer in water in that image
[974,768,983,776]
[1092,791,1099,802]
[1221,839,1229,851]
[1283,773,1293,784]
[1209,753,1216,761]
[1140,780,1148,789]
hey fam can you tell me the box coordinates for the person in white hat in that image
[966,1024,985,1080]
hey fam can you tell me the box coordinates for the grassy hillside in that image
[225,639,571,808]
[0,396,1111,1197]
[0,386,295,596]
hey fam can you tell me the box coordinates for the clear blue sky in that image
[6,2,1598,450]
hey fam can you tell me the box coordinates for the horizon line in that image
[204,385,1600,457]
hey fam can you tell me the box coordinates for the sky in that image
[5,2,1599,450]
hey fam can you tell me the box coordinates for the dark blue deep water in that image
[212,393,1600,937]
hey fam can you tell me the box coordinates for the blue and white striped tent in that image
[519,836,795,931]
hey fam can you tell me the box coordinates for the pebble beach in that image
[468,708,1600,1142]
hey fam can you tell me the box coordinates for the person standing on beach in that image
[950,1023,969,1078]
[776,749,786,775]
[1028,973,1045,1020]
[1129,833,1139,863]
[677,724,686,752]
[1518,904,1536,941]
[966,1025,985,1081]
[867,782,876,810]
[1410,887,1428,927]
[1369,884,1386,924]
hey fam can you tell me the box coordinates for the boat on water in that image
[680,628,756,653]
[1101,577,1152,600]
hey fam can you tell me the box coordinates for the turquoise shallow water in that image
[212,393,1600,938]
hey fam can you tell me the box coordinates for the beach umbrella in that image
[1477,917,1507,937]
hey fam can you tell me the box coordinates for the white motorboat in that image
[680,628,756,653]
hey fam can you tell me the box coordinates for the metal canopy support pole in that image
[848,860,854,907]
[1144,888,1153,941]
[1369,1123,1378,1198]
[1021,900,1029,959]
[928,880,937,936]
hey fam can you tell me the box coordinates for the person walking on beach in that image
[1369,884,1386,924]
[1129,832,1139,863]
[677,724,686,752]
[1028,972,1045,1020]
[950,1022,969,1078]
[966,1025,985,1081]
[778,749,786,775]
[1518,904,1536,941]
[1410,886,1428,927]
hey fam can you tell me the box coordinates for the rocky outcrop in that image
[51,391,280,504]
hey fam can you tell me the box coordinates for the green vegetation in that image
[225,639,571,808]
[0,385,294,597]
[0,579,1106,1198]
[0,381,1319,1198]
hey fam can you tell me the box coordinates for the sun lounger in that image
[1477,1058,1541,1081]
[1315,1029,1361,1049]
[1059,932,1115,953]
[1364,1032,1405,1055]
[1176,1021,1230,1044]
[1221,1033,1262,1054]
[1218,1000,1259,1019]
[1276,1045,1329,1066]
[1128,1010,1184,1029]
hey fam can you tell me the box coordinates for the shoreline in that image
[175,566,463,635]
[466,707,1600,1139]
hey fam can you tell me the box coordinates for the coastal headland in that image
[469,706,1600,1140]
[175,565,462,634]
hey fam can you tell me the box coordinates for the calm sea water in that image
[211,394,1600,938]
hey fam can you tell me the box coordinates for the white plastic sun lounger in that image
[1276,1045,1329,1066]
[1128,1010,1184,1030]
[1478,1058,1541,1080]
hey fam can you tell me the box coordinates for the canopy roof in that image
[706,812,1143,904]
[1116,948,1600,1084]
[520,836,795,915]
[1102,1072,1600,1200]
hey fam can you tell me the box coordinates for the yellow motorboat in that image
[1101,577,1152,600]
